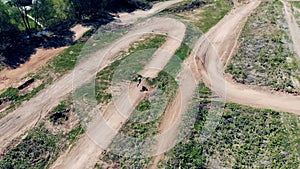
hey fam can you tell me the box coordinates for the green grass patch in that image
[121,71,179,139]
[0,123,84,168]
[291,1,300,9]
[162,0,233,33]
[0,25,129,119]
[0,92,82,168]
[94,35,166,104]
[195,0,232,33]
[159,83,300,169]
[291,1,300,25]
[45,42,85,74]
[0,124,59,169]
[226,0,300,93]
[0,83,45,118]
[0,87,19,101]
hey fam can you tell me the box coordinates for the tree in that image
[67,0,108,20]
[9,0,32,34]
[0,1,17,33]
[32,0,56,28]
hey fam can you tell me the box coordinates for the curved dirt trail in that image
[194,0,300,115]
[51,18,186,169]
[0,0,184,156]
[1,0,300,168]
[152,0,300,167]
[150,1,262,167]
[54,1,300,168]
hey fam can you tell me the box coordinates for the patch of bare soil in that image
[0,24,90,92]
[192,0,300,116]
[151,1,262,167]
[50,16,185,168]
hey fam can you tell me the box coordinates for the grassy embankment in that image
[159,83,300,169]
[291,1,300,25]
[0,100,84,168]
[0,25,128,118]
[162,0,233,33]
[96,1,234,168]
[226,0,300,93]
[0,35,167,168]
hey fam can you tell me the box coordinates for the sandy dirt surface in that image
[191,0,300,116]
[71,25,91,41]
[0,24,90,92]
[1,0,300,168]
[0,1,186,166]
[150,1,262,167]
[151,0,300,166]
[51,1,300,168]
[139,37,183,78]
[50,17,186,169]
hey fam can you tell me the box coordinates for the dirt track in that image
[152,0,300,166]
[0,24,90,92]
[195,0,300,115]
[0,0,185,166]
[151,1,262,167]
[1,0,300,168]
[50,17,186,169]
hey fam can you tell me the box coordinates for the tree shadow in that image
[107,0,152,13]
[0,25,75,69]
[0,1,155,69]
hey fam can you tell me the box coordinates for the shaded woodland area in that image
[0,0,162,69]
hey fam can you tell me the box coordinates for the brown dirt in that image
[53,1,300,168]
[0,24,90,92]
[50,17,186,169]
[71,24,91,41]
[0,47,66,91]
[151,1,262,167]
[0,1,186,168]
[195,0,300,116]
[1,0,300,169]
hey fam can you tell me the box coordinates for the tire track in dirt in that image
[50,18,186,169]
[0,0,184,157]
[2,0,300,168]
[151,0,300,167]
[150,1,262,167]
[195,0,300,115]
